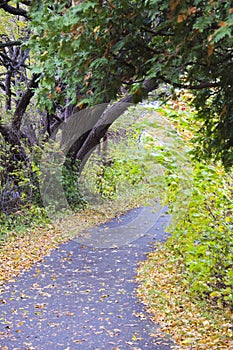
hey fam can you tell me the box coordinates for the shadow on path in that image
[0,206,178,349]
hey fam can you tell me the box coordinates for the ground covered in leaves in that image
[137,244,233,349]
[0,207,175,349]
[0,197,144,290]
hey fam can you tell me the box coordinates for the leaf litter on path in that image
[137,244,233,350]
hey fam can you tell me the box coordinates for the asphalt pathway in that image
[0,206,178,349]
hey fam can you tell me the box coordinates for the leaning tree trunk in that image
[75,78,158,171]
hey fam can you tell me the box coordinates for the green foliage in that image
[147,1,233,166]
[81,112,150,202]
[0,146,83,236]
[96,100,232,309]
[39,139,85,215]
[0,205,50,240]
[168,162,233,306]
[28,0,233,167]
[29,0,151,107]
[156,99,233,308]
[95,157,146,199]
[0,7,27,39]
[81,104,192,213]
[0,143,40,212]
[62,158,85,209]
[0,137,48,236]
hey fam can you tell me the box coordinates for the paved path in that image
[0,207,178,349]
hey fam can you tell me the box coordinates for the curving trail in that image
[0,206,178,349]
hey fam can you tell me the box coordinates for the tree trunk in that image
[75,78,158,170]
[12,73,40,131]
[5,68,12,111]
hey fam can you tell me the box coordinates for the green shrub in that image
[167,162,233,307]
[95,157,146,199]
[62,158,85,209]
[156,98,233,308]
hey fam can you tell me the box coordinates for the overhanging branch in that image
[0,2,28,18]
[76,77,158,166]
[20,0,31,5]
[161,77,220,90]
[12,73,40,131]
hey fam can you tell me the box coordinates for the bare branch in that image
[20,0,31,5]
[0,2,28,18]
[0,82,5,90]
[161,77,220,90]
[0,40,22,49]
[0,123,10,141]
[12,73,40,130]
[5,68,12,110]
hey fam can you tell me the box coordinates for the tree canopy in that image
[28,0,233,165]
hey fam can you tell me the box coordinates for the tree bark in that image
[0,41,22,49]
[0,2,28,18]
[75,78,158,168]
[12,73,40,131]
[5,68,12,111]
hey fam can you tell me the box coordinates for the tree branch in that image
[0,40,22,49]
[5,68,12,110]
[0,82,5,91]
[20,0,31,5]
[12,73,40,131]
[75,77,158,167]
[0,2,28,18]
[141,26,174,37]
[161,77,220,90]
[0,49,29,72]
[0,122,10,141]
